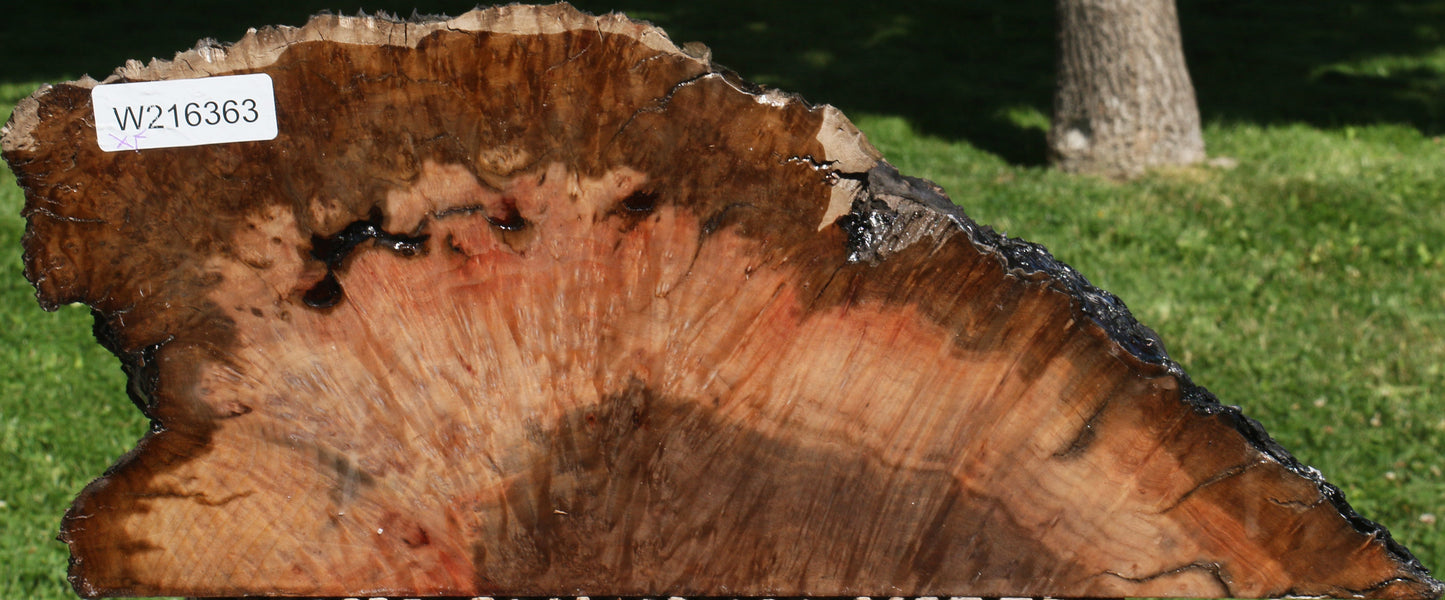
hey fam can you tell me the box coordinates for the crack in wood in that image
[610,71,720,146]
[1103,561,1231,596]
[132,489,254,507]
[1266,494,1327,511]
[1158,458,1265,514]
[545,34,594,73]
[24,206,108,224]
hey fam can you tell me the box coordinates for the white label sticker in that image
[92,73,278,152]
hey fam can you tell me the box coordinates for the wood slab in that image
[2,4,1440,599]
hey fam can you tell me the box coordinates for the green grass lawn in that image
[2,1,1443,598]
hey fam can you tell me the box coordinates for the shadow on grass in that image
[2,0,1442,165]
[1181,1,1445,135]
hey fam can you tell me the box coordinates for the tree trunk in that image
[2,5,1440,600]
[1049,0,1206,177]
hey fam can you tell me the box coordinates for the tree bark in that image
[1049,0,1206,177]
[2,5,1439,600]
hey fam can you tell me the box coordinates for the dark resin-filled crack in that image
[304,207,428,309]
[302,272,345,309]
[621,189,658,213]
[485,200,528,231]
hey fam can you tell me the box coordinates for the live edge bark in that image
[1,4,1439,599]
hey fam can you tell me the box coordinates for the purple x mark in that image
[109,131,147,151]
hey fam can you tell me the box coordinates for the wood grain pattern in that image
[2,4,1440,599]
